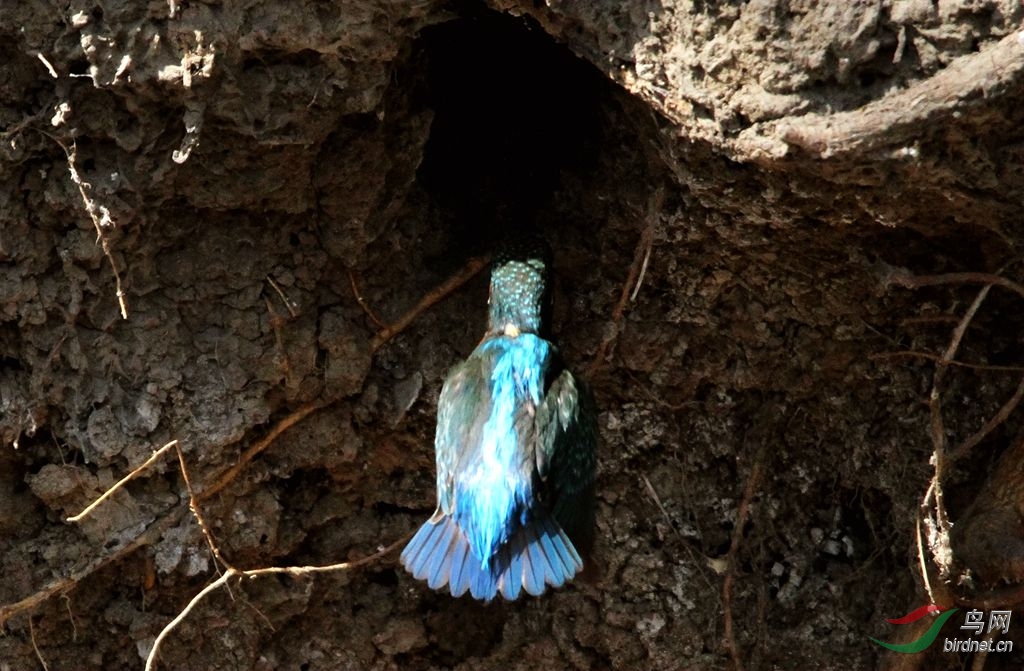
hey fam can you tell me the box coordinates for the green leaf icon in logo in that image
[870,607,959,653]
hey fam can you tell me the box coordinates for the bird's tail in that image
[400,510,582,602]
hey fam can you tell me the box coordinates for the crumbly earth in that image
[2,1,1024,669]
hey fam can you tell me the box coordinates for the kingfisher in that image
[400,238,597,601]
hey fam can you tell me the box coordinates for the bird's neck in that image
[487,305,542,336]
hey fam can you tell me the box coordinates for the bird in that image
[400,238,597,601]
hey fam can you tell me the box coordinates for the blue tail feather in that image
[401,510,582,602]
[537,521,565,585]
[411,522,447,581]
[400,522,437,579]
[500,546,524,600]
[470,558,498,600]
[540,513,581,583]
[448,531,471,597]
[428,522,458,589]
[523,532,545,596]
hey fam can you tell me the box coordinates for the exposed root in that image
[143,535,408,670]
[34,52,58,78]
[370,255,490,352]
[265,275,299,318]
[144,571,231,671]
[0,507,187,628]
[347,268,389,329]
[781,30,1024,158]
[199,400,328,501]
[951,373,1024,461]
[66,440,179,523]
[884,269,1024,596]
[588,188,662,377]
[29,615,50,671]
[172,442,231,571]
[924,284,992,572]
[880,267,1024,671]
[62,140,129,320]
[869,350,1024,374]
[722,437,769,671]
[914,500,935,606]
[1,404,326,629]
[883,270,1024,302]
[10,419,410,670]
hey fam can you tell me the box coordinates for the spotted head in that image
[487,237,551,336]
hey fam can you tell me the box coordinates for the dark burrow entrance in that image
[413,8,612,257]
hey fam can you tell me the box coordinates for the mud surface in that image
[2,1,1024,669]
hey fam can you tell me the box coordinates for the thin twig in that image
[61,140,129,319]
[927,285,992,552]
[173,443,232,571]
[264,278,299,319]
[35,52,58,78]
[722,439,769,671]
[347,268,388,329]
[198,401,328,501]
[144,535,409,671]
[885,270,1024,303]
[916,483,936,605]
[641,474,680,539]
[0,507,187,627]
[952,373,1024,461]
[589,189,663,377]
[371,255,490,352]
[144,571,231,671]
[29,615,50,671]
[66,440,179,522]
[870,350,1024,373]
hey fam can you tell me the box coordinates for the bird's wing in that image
[534,359,598,549]
[433,353,491,515]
